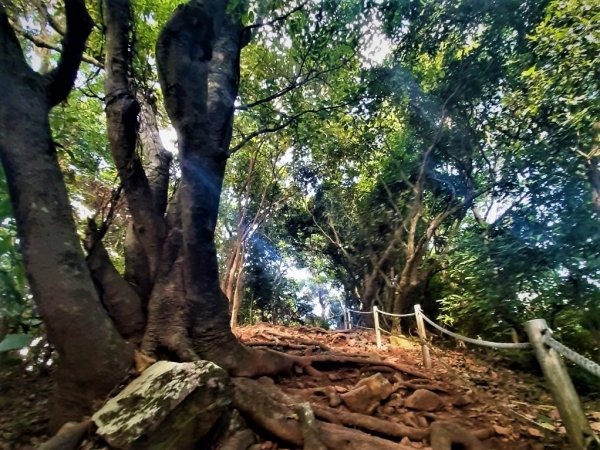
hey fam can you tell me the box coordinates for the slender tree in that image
[0,0,132,427]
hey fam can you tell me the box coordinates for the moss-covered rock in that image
[92,360,230,449]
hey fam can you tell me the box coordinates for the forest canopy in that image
[0,0,598,430]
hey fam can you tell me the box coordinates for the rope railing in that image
[347,309,373,315]
[419,312,532,350]
[377,310,416,318]
[347,306,596,376]
[353,302,599,447]
[344,304,597,378]
[542,331,600,378]
[353,325,376,331]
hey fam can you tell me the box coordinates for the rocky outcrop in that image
[92,360,230,450]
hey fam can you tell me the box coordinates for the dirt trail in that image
[236,323,599,449]
[1,323,599,449]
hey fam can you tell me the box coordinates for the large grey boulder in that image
[92,360,230,450]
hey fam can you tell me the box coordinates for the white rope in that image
[420,312,531,350]
[377,310,416,318]
[347,309,373,315]
[542,332,600,378]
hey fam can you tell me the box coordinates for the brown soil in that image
[235,323,599,449]
[0,361,52,449]
[1,324,599,449]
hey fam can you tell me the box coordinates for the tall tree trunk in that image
[318,290,327,321]
[588,157,600,215]
[123,94,173,301]
[587,123,600,215]
[230,251,245,328]
[156,1,293,376]
[103,0,165,284]
[224,239,243,302]
[138,93,173,216]
[122,94,173,301]
[0,2,132,429]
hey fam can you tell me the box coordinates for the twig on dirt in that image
[502,407,556,435]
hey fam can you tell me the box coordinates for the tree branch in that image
[31,0,66,35]
[44,0,94,106]
[236,51,357,111]
[244,1,308,31]
[230,97,363,153]
[12,23,103,68]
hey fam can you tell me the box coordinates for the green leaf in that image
[522,65,536,77]
[0,333,33,353]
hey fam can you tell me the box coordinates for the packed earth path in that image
[233,324,600,450]
[1,323,599,449]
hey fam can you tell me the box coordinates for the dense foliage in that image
[1,0,598,373]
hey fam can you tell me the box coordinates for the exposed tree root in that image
[301,354,430,379]
[212,338,427,381]
[311,403,430,440]
[232,377,414,450]
[254,330,333,352]
[283,386,342,407]
[232,377,304,446]
[38,420,91,450]
[318,422,414,450]
[430,421,484,450]
[237,325,429,379]
[294,402,327,450]
[245,341,315,351]
[297,326,332,335]
[230,346,299,377]
[359,364,397,374]
[217,429,256,450]
[223,325,504,449]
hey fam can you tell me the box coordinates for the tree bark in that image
[586,156,600,216]
[230,251,245,328]
[586,123,600,215]
[224,237,243,303]
[103,0,165,281]
[0,2,132,429]
[138,93,173,216]
[156,0,271,374]
[124,95,172,302]
[84,222,145,340]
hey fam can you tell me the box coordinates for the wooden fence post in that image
[414,304,431,370]
[373,306,382,349]
[525,319,595,449]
